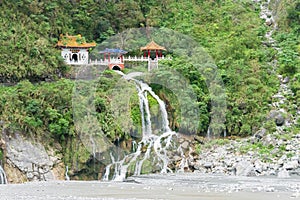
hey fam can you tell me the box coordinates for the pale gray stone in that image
[181,141,189,150]
[283,160,299,170]
[277,169,290,178]
[5,134,56,181]
[203,162,213,169]
[285,144,293,151]
[234,161,254,176]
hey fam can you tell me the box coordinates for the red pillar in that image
[148,50,150,58]
[120,54,123,62]
[108,53,110,62]
[104,53,106,61]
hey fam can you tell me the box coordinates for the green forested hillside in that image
[0,0,299,146]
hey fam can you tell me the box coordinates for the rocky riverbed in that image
[0,174,299,200]
[174,132,300,178]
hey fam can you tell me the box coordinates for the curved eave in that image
[140,40,166,51]
[57,45,96,48]
[140,47,166,51]
[56,44,96,49]
[99,48,128,54]
[56,41,96,49]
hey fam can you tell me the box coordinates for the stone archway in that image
[72,54,78,62]
[112,65,121,71]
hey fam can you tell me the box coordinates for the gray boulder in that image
[203,162,213,169]
[282,77,290,84]
[265,18,273,26]
[181,141,190,150]
[277,169,290,178]
[275,114,285,126]
[268,110,285,126]
[234,160,255,176]
[254,128,266,140]
[5,134,55,181]
[283,160,299,170]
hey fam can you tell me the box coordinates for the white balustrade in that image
[88,59,109,66]
[88,55,172,66]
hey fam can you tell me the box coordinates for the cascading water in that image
[103,71,178,181]
[0,165,7,184]
[65,166,70,181]
[207,128,211,139]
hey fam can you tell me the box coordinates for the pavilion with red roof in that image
[140,40,166,71]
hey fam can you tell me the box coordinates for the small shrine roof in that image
[56,34,96,48]
[140,40,166,51]
[99,48,128,54]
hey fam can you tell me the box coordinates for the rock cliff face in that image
[2,131,65,183]
[1,127,112,183]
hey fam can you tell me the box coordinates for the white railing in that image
[124,55,171,62]
[88,56,172,65]
[88,59,108,65]
[158,55,172,61]
[123,56,148,62]
[109,57,124,64]
[89,57,124,65]
[65,60,89,65]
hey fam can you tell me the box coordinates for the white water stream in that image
[0,165,7,184]
[103,71,178,181]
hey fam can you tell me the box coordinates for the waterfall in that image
[139,82,171,133]
[65,165,70,181]
[136,82,152,136]
[176,146,187,173]
[0,165,7,184]
[102,153,115,181]
[90,136,96,159]
[103,72,177,181]
[207,128,211,139]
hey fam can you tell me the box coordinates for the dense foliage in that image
[0,0,299,147]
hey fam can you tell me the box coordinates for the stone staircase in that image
[148,60,158,71]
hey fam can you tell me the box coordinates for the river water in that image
[0,173,299,199]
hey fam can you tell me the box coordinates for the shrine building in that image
[56,34,96,65]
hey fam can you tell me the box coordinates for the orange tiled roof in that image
[140,40,166,51]
[56,34,96,48]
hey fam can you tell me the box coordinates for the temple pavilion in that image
[140,40,167,71]
[57,34,169,71]
[56,34,96,65]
